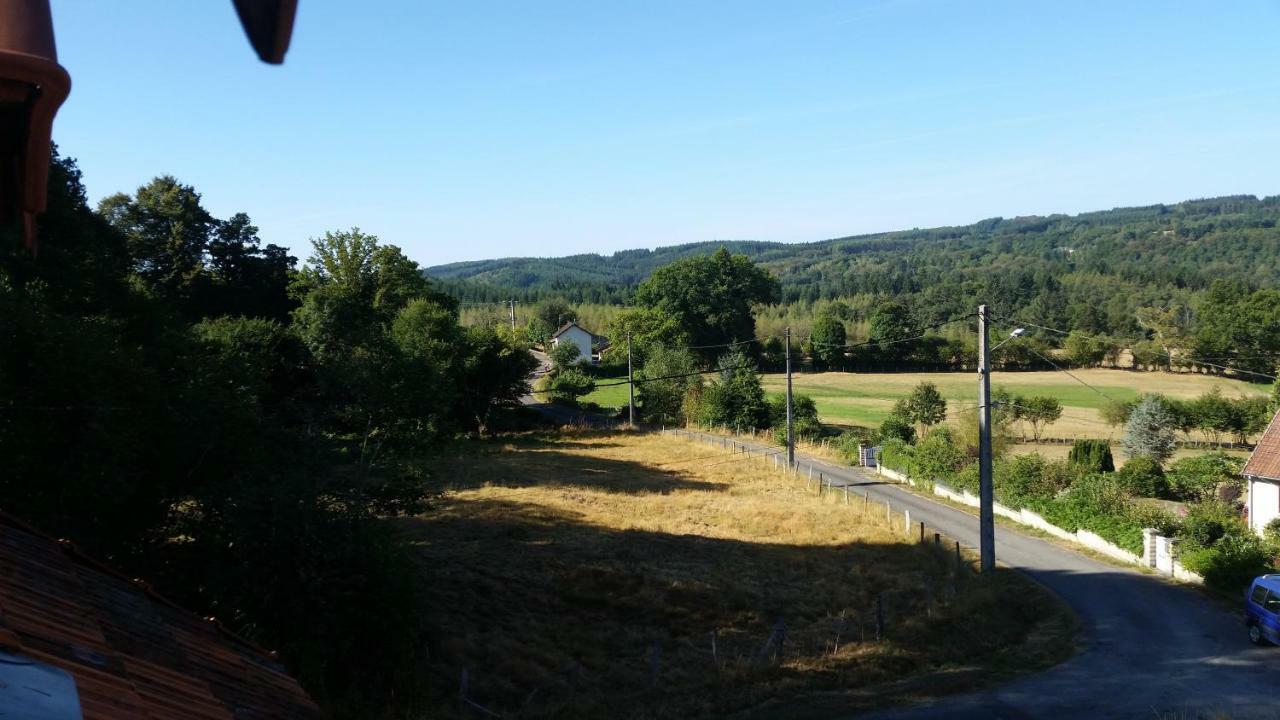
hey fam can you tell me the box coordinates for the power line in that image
[591,362,759,388]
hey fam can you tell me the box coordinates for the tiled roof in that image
[551,321,594,339]
[1244,410,1280,481]
[0,512,321,719]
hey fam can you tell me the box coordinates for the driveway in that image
[671,429,1280,719]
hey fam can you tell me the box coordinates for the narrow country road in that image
[670,429,1280,720]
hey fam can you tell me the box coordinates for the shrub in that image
[912,428,967,488]
[1067,439,1114,474]
[1178,501,1243,551]
[1165,452,1244,503]
[768,393,821,446]
[546,368,596,405]
[1180,534,1273,593]
[997,454,1072,507]
[1266,517,1280,546]
[548,341,582,371]
[878,438,914,475]
[876,416,916,444]
[1114,456,1169,498]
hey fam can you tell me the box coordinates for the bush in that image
[997,454,1072,507]
[1180,534,1273,593]
[1165,452,1244,503]
[768,393,821,446]
[1178,501,1243,551]
[1067,439,1114,473]
[546,368,596,405]
[548,341,582,371]
[876,416,916,444]
[912,428,967,488]
[878,438,914,475]
[1114,456,1169,498]
[1266,517,1280,546]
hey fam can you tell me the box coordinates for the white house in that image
[1244,410,1280,535]
[550,322,598,365]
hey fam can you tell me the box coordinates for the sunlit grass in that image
[404,430,1076,718]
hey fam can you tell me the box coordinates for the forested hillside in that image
[430,196,1280,346]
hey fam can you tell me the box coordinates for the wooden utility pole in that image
[785,327,794,467]
[627,332,635,426]
[977,305,995,573]
[508,299,517,331]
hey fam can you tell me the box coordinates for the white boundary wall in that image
[877,464,1198,583]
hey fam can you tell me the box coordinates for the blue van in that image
[1246,575,1280,645]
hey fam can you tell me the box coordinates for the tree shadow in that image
[396,493,1072,719]
[433,444,730,494]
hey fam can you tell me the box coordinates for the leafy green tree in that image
[603,306,688,366]
[636,346,700,424]
[634,248,779,361]
[454,326,537,434]
[876,416,916,445]
[1064,331,1107,367]
[1115,456,1170,497]
[99,175,216,305]
[810,313,847,369]
[903,381,947,434]
[203,213,296,320]
[1102,398,1137,428]
[549,340,582,371]
[526,316,555,346]
[534,297,575,330]
[1020,395,1063,442]
[546,367,596,406]
[868,299,918,344]
[698,349,768,430]
[1122,395,1177,465]
[1166,452,1243,502]
[913,427,966,484]
[768,393,821,445]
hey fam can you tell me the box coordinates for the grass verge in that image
[402,429,1077,718]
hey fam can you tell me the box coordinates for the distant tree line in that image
[438,196,1280,379]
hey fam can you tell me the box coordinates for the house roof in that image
[0,512,321,719]
[1243,409,1280,481]
[551,321,593,340]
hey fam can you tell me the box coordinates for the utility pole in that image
[508,299,517,331]
[627,332,635,426]
[977,305,995,573]
[785,327,794,467]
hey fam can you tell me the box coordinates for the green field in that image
[584,367,1268,440]
[762,369,1268,439]
[578,373,629,409]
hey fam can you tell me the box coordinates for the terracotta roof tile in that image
[0,512,321,719]
[1244,410,1280,481]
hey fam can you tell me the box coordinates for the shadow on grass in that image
[434,437,731,495]
[397,492,1075,719]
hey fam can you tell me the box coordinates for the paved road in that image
[519,350,619,426]
[671,429,1280,720]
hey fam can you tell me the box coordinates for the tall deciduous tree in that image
[810,313,847,369]
[634,248,779,362]
[99,175,216,304]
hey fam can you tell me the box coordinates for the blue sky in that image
[49,0,1280,267]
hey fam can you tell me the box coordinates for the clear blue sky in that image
[49,0,1280,267]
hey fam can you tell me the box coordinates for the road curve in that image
[670,429,1280,720]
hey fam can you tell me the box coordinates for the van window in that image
[1268,592,1280,614]
[1252,585,1269,605]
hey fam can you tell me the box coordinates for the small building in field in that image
[550,322,599,364]
[1244,410,1280,535]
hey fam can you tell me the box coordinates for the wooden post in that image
[875,594,884,641]
[934,532,941,549]
[919,521,925,543]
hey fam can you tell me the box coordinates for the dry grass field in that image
[403,429,1076,718]
[762,368,1268,440]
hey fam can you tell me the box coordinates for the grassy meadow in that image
[404,430,1075,718]
[761,369,1268,441]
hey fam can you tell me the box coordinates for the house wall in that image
[553,326,594,364]
[1249,476,1280,535]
